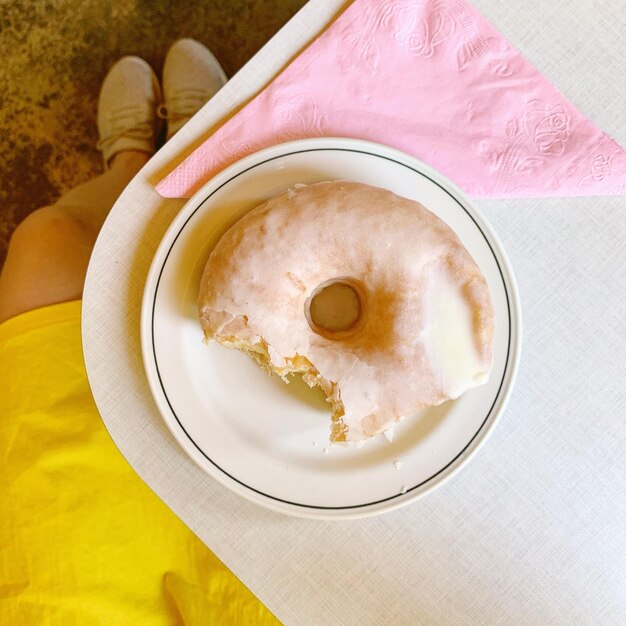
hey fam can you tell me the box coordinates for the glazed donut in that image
[198,181,494,443]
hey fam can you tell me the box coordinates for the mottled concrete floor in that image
[0,0,306,267]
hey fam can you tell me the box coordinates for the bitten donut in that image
[198,181,494,443]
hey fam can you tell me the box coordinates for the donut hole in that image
[305,279,365,337]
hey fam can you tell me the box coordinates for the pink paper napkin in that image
[156,0,626,199]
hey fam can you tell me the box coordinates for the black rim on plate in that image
[150,147,512,511]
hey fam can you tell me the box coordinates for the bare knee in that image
[0,206,97,322]
[6,205,97,283]
[11,206,96,248]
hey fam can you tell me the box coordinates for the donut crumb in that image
[207,322,349,442]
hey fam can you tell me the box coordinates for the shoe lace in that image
[158,88,212,121]
[96,104,155,151]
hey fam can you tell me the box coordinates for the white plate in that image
[141,138,521,519]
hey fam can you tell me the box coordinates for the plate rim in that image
[140,137,522,520]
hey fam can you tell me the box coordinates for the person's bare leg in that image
[0,151,148,323]
[56,151,150,231]
[0,54,161,323]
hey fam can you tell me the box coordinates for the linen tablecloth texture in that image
[82,0,626,623]
[156,0,626,199]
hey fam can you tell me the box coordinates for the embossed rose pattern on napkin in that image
[156,0,626,198]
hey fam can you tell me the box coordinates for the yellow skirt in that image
[0,301,277,625]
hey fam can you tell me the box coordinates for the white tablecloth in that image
[82,0,626,623]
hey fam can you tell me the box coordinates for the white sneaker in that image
[162,39,227,139]
[97,56,162,167]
